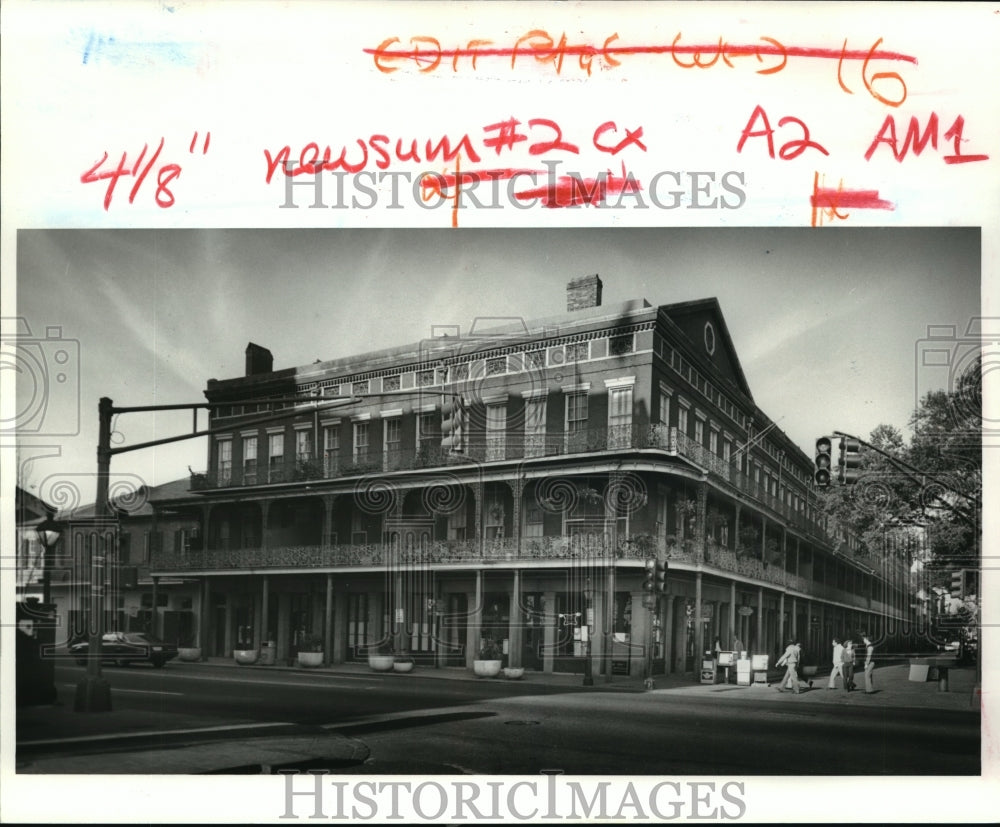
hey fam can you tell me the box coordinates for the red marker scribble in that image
[514,170,642,208]
[367,31,917,105]
[810,171,894,227]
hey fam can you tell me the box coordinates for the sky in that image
[14,227,980,509]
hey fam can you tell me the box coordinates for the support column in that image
[509,569,522,668]
[260,574,271,646]
[778,592,786,650]
[199,578,211,658]
[694,571,704,664]
[466,570,483,668]
[324,573,333,665]
[726,580,739,657]
[224,596,234,657]
[261,500,272,551]
[151,576,159,638]
[505,478,525,556]
[761,517,768,563]
[756,586,764,654]
[473,482,484,553]
[733,504,742,551]
[322,495,337,549]
[791,597,798,641]
[664,594,676,673]
[695,482,708,563]
[333,587,347,664]
[542,589,556,673]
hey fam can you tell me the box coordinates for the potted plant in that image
[296,633,324,668]
[393,651,415,673]
[233,633,258,665]
[368,639,395,672]
[177,634,202,662]
[503,666,525,680]
[473,639,503,677]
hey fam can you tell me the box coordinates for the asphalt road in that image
[39,662,979,775]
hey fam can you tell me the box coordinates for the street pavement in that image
[15,657,980,774]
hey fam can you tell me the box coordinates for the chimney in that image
[245,342,273,376]
[566,275,603,312]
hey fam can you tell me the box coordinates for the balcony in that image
[153,533,699,573]
[191,424,832,543]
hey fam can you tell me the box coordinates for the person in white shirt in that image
[828,637,844,689]
[776,640,801,694]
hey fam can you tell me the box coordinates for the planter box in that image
[177,647,202,662]
[233,649,258,665]
[297,651,324,668]
[473,659,503,678]
[393,660,415,673]
[368,654,395,672]
[801,665,818,677]
[503,667,525,680]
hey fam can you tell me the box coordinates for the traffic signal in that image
[642,558,657,593]
[838,437,861,484]
[814,436,833,487]
[654,559,668,594]
[441,397,465,453]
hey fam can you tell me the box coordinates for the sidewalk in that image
[16,657,980,774]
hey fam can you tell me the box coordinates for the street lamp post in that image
[34,517,61,606]
[583,577,594,686]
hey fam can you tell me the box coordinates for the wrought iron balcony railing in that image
[190,423,837,553]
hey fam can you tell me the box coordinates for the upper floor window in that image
[383,375,401,392]
[268,432,284,482]
[486,404,506,461]
[694,417,705,446]
[658,383,672,426]
[678,401,690,436]
[296,429,313,462]
[417,411,438,444]
[524,395,547,458]
[417,370,435,387]
[242,436,257,484]
[384,417,401,451]
[323,425,339,475]
[354,421,370,459]
[565,391,588,437]
[709,428,719,455]
[216,439,232,486]
[607,381,634,449]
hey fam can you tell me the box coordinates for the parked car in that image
[70,632,178,668]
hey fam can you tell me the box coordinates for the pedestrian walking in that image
[775,640,800,694]
[842,638,856,692]
[828,638,844,690]
[862,634,875,694]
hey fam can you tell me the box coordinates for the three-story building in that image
[151,276,910,675]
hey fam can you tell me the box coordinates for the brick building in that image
[149,276,910,675]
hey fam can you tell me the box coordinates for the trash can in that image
[259,641,277,666]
